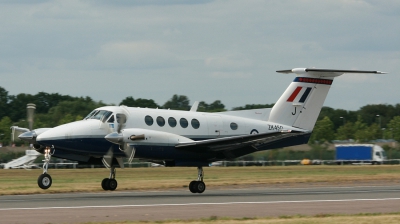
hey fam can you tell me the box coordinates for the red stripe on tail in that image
[287,86,302,102]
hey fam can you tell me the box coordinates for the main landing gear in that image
[101,166,118,191]
[189,166,206,193]
[38,146,54,190]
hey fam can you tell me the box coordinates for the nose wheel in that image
[101,167,118,191]
[189,166,206,193]
[38,147,54,190]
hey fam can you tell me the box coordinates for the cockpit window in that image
[84,110,97,120]
[107,115,115,123]
[85,110,113,122]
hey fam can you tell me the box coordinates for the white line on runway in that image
[1,198,400,211]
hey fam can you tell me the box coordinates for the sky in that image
[1,0,399,111]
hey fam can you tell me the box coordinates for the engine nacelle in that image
[121,128,194,146]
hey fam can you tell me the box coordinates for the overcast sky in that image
[1,0,399,111]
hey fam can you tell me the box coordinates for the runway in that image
[2,185,400,223]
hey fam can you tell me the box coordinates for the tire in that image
[101,178,110,191]
[108,179,118,191]
[38,173,52,190]
[189,181,198,193]
[196,181,206,194]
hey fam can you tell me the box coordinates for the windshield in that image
[84,110,113,122]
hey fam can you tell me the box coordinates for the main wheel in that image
[101,178,110,190]
[38,173,52,190]
[189,180,198,193]
[108,179,118,191]
[196,181,206,194]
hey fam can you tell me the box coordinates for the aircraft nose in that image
[36,120,108,148]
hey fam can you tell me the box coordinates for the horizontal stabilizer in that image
[277,68,387,77]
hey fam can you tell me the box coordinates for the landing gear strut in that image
[101,166,118,191]
[38,146,54,190]
[189,166,206,193]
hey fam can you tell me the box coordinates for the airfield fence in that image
[6,159,400,169]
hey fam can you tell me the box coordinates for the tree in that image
[387,116,400,142]
[0,87,9,119]
[198,100,226,112]
[335,122,355,140]
[119,96,159,108]
[309,116,335,144]
[46,98,107,126]
[162,94,190,110]
[0,116,12,145]
[6,93,36,122]
[34,92,75,114]
[353,122,381,142]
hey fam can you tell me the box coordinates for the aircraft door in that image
[206,115,223,137]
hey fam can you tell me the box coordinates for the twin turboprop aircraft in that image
[13,68,385,193]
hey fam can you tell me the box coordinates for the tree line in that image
[1,86,400,146]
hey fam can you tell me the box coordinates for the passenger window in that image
[157,116,165,127]
[230,122,238,130]
[191,119,200,129]
[145,115,153,126]
[168,117,177,127]
[180,118,188,128]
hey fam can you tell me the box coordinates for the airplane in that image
[12,68,386,193]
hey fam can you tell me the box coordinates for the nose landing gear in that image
[189,166,206,193]
[37,146,54,190]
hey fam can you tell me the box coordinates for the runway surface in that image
[2,185,400,223]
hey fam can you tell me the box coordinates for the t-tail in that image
[268,68,386,131]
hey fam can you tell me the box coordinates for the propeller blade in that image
[27,103,36,131]
[10,126,29,143]
[101,147,114,169]
[123,144,136,164]
[116,113,127,133]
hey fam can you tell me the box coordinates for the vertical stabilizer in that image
[268,68,386,131]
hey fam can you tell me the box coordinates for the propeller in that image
[11,103,50,153]
[11,103,36,143]
[102,113,136,168]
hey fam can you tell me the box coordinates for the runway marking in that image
[1,198,400,211]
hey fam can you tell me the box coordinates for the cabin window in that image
[191,119,200,129]
[180,118,188,128]
[157,116,165,127]
[168,117,177,127]
[145,115,154,126]
[230,122,238,130]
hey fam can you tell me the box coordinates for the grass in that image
[1,165,400,195]
[80,212,400,224]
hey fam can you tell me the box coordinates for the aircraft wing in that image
[175,130,310,152]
